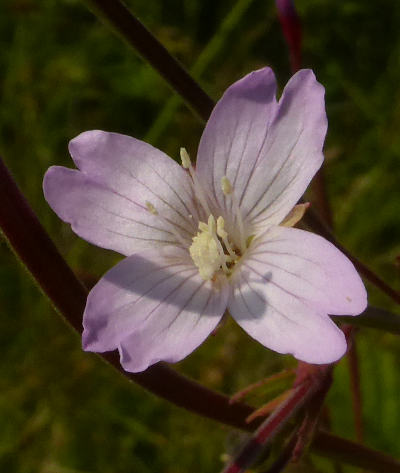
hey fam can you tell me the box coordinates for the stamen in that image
[145,201,188,247]
[221,176,246,253]
[180,147,211,217]
[180,147,191,169]
[216,216,227,239]
[207,216,230,273]
[217,216,236,259]
[221,176,232,195]
[145,201,158,215]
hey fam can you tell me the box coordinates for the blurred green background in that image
[1,0,400,471]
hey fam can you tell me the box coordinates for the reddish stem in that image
[260,429,299,473]
[221,381,314,473]
[347,336,364,442]
[313,432,400,473]
[292,370,332,462]
[275,0,302,73]
[86,0,213,121]
[311,167,334,229]
[275,0,333,228]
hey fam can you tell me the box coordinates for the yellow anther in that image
[198,221,209,233]
[216,216,227,239]
[208,215,216,234]
[190,231,220,280]
[180,147,191,169]
[280,202,310,227]
[221,176,232,195]
[145,201,158,215]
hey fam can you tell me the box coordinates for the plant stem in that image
[313,432,400,473]
[86,0,213,121]
[347,336,364,442]
[336,305,400,335]
[221,382,312,473]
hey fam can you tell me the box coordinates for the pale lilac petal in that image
[228,226,367,364]
[196,69,327,234]
[44,167,179,255]
[82,246,228,372]
[44,130,199,255]
[242,69,327,228]
[196,68,278,231]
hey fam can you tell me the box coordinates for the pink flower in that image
[43,68,367,372]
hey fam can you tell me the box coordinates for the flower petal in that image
[82,246,229,372]
[228,226,367,364]
[242,70,327,228]
[196,67,278,229]
[44,130,199,255]
[196,69,327,234]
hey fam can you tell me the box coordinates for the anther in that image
[145,200,188,247]
[180,145,211,216]
[198,221,209,232]
[221,176,232,195]
[208,215,216,234]
[180,147,191,169]
[145,201,158,215]
[216,216,227,239]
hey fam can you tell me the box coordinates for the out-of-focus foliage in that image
[0,0,399,472]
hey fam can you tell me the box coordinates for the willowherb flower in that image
[43,68,367,372]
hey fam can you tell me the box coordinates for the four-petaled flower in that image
[43,68,367,372]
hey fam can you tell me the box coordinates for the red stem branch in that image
[221,381,314,473]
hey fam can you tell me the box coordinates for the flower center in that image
[189,215,240,280]
[179,148,249,281]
